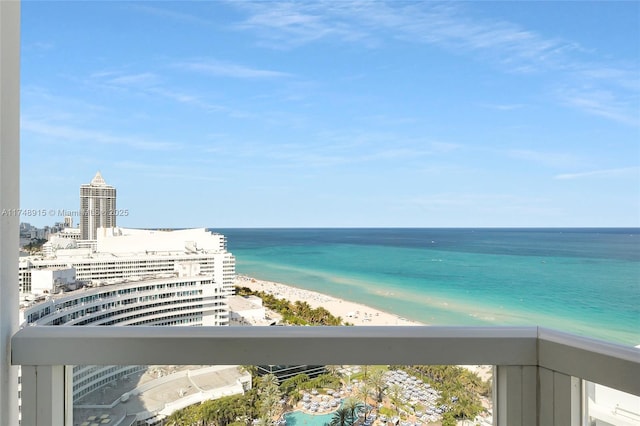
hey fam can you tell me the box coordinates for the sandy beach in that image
[235,275,422,326]
[234,275,493,382]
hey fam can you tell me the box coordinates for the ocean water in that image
[215,228,640,346]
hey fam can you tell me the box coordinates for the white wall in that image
[31,268,76,295]
[96,227,226,254]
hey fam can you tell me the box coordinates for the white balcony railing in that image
[11,325,640,426]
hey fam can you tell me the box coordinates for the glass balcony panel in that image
[69,364,494,426]
[583,380,640,426]
[72,364,251,426]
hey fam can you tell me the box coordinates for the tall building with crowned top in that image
[80,172,116,240]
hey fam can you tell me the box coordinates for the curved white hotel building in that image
[23,274,226,328]
[21,273,227,402]
[19,227,238,416]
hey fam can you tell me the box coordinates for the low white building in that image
[228,295,280,326]
[29,267,77,296]
[42,235,78,257]
[52,226,81,240]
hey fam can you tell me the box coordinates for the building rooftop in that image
[89,171,107,186]
[74,365,250,425]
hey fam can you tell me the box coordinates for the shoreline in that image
[234,275,494,382]
[234,275,423,326]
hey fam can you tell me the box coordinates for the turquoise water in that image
[219,229,640,346]
[284,410,334,426]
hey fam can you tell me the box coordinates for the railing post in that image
[20,365,68,426]
[538,367,581,426]
[0,1,21,425]
[495,365,537,426]
[497,366,582,426]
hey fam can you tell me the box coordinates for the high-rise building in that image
[80,171,116,240]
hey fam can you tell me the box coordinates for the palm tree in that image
[387,384,403,417]
[241,365,259,387]
[366,370,387,404]
[324,365,342,378]
[240,365,257,375]
[259,373,280,389]
[343,397,360,421]
[280,373,309,400]
[356,384,372,422]
[255,417,271,426]
[259,394,279,426]
[328,407,353,426]
[294,300,311,317]
[441,412,456,426]
[258,374,282,425]
[165,407,199,426]
[361,365,369,381]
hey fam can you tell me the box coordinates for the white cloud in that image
[230,1,638,126]
[21,117,180,151]
[24,41,55,51]
[575,65,640,92]
[113,161,225,184]
[87,70,249,117]
[479,103,525,111]
[128,4,213,26]
[557,88,640,127]
[233,2,374,48]
[429,141,462,153]
[175,60,293,79]
[508,149,582,169]
[231,2,575,70]
[554,167,639,180]
[107,73,159,87]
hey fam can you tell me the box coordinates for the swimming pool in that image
[284,409,334,426]
[283,402,367,426]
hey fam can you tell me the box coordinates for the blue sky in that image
[20,1,640,228]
